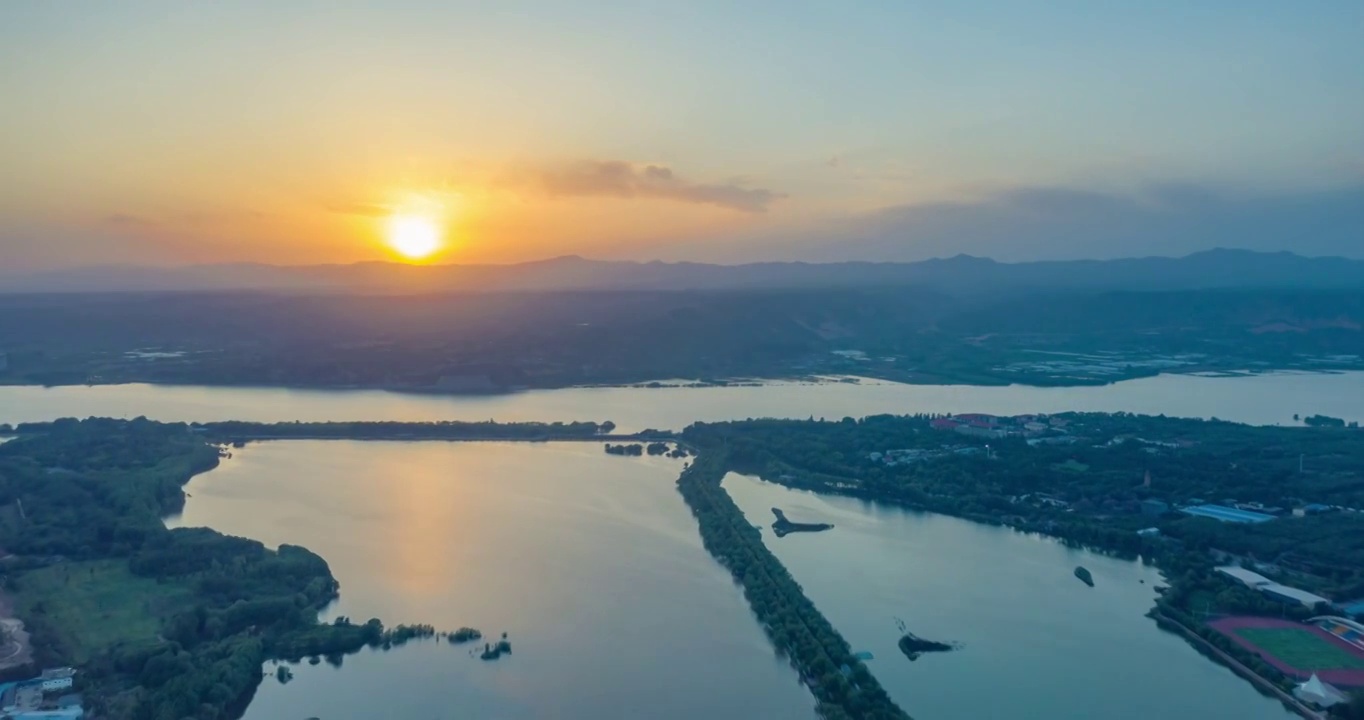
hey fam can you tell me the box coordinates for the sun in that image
[385,214,442,260]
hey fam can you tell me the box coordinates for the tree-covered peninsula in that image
[0,418,446,719]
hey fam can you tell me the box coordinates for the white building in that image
[1216,566,1332,608]
[38,668,75,693]
[1294,673,1347,708]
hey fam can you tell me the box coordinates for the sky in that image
[2,1,1361,270]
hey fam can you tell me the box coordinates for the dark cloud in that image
[535,160,783,213]
[771,183,1364,262]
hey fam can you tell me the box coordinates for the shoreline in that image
[1,366,1361,399]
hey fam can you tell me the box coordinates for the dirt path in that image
[0,588,34,671]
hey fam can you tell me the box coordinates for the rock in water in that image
[1074,566,1094,587]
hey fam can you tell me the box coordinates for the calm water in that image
[4,371,1364,431]
[723,473,1295,719]
[166,441,815,720]
[16,373,1356,718]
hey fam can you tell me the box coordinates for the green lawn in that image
[1052,459,1090,473]
[11,559,195,662]
[1236,627,1364,671]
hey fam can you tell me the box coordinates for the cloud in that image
[104,213,156,228]
[736,182,1364,262]
[531,160,783,213]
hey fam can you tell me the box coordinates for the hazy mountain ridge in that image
[3,249,1363,296]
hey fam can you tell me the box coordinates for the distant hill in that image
[3,249,1363,296]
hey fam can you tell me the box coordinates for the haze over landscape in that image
[4,4,1364,720]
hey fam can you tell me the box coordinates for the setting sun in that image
[386,214,442,260]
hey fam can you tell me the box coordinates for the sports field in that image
[1209,616,1364,686]
[1236,628,1364,670]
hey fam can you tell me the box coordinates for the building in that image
[1137,527,1161,538]
[1340,599,1364,618]
[1260,584,1332,609]
[1180,504,1275,523]
[38,669,75,693]
[1294,674,1347,709]
[929,418,959,431]
[955,422,1007,439]
[1141,499,1169,517]
[1216,567,1332,609]
[1216,566,1272,589]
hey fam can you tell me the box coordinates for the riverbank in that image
[0,419,449,718]
[1151,613,1323,720]
[3,362,1361,397]
[4,372,1364,434]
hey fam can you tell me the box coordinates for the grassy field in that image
[1235,627,1364,671]
[10,559,195,663]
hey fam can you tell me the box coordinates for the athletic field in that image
[1209,616,1364,686]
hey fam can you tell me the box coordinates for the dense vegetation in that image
[678,452,909,720]
[2,285,1360,391]
[684,413,1364,594]
[0,418,437,720]
[680,412,1364,714]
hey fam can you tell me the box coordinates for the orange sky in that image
[2,3,1361,270]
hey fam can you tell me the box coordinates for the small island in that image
[770,508,833,538]
[1074,566,1094,587]
[448,627,483,644]
[895,621,959,661]
[480,633,513,661]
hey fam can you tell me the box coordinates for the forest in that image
[677,452,910,720]
[2,283,1360,392]
[682,412,1364,592]
[0,418,431,720]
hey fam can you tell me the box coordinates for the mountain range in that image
[4,249,1364,296]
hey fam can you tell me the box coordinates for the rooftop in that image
[1181,504,1275,523]
[1260,583,1332,608]
[1216,566,1272,587]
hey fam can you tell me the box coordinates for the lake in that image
[724,474,1296,719]
[167,441,816,720]
[10,372,1354,718]
[3,370,1364,431]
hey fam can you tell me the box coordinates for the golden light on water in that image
[385,213,443,260]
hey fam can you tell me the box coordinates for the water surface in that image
[168,441,815,720]
[5,370,1363,429]
[722,473,1295,719]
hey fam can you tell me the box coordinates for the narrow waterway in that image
[723,473,1297,719]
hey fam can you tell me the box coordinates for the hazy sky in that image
[2,1,1361,269]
